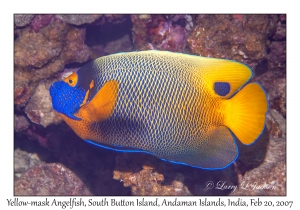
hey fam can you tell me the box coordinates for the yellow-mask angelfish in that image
[50,51,268,170]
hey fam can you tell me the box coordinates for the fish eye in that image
[63,72,78,87]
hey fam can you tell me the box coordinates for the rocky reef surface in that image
[14,14,286,195]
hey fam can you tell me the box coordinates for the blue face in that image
[49,80,86,120]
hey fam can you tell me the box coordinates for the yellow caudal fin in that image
[224,83,268,145]
[78,80,119,122]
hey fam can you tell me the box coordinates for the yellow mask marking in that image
[63,72,78,87]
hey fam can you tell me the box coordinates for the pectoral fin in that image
[78,80,119,122]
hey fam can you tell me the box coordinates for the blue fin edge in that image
[84,139,239,170]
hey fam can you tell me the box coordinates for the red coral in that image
[30,15,55,33]
[232,14,243,21]
[131,15,188,52]
[157,24,187,52]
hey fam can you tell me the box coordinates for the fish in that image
[49,50,268,169]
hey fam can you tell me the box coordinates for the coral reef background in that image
[14,14,286,196]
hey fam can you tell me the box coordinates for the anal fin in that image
[161,126,238,169]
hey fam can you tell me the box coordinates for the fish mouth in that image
[49,81,64,98]
[49,83,57,97]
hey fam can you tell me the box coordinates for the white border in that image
[2,0,298,209]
